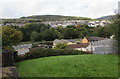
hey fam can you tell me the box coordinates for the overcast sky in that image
[0,0,119,19]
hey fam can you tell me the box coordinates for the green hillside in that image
[97,15,116,20]
[20,15,92,21]
[16,54,118,77]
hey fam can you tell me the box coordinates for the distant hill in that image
[96,15,116,20]
[20,15,93,21]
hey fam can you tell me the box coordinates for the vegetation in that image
[2,15,94,24]
[9,22,115,42]
[15,48,86,62]
[30,31,39,42]
[2,26,23,46]
[16,54,118,77]
[19,23,51,41]
[54,43,68,50]
[97,15,116,20]
[115,14,120,52]
[20,15,93,21]
[2,15,117,49]
[62,27,79,39]
[2,18,42,24]
[0,27,2,47]
[3,21,115,47]
[42,28,61,41]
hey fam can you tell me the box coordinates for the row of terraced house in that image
[0,19,112,28]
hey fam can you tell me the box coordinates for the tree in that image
[55,43,68,50]
[43,29,61,41]
[63,28,79,39]
[77,27,88,38]
[20,23,51,41]
[30,31,39,42]
[55,26,63,33]
[66,25,76,29]
[2,26,23,46]
[114,14,120,53]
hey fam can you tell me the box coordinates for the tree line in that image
[2,22,116,47]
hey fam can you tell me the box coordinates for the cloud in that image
[0,0,119,18]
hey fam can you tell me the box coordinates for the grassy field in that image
[16,54,118,77]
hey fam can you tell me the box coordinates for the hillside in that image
[16,54,118,77]
[97,15,116,20]
[20,15,92,21]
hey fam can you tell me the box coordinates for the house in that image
[81,37,106,43]
[67,40,77,45]
[53,37,117,54]
[88,39,118,54]
[52,39,77,48]
[80,36,118,54]
[13,44,32,55]
[53,39,68,46]
[68,43,89,51]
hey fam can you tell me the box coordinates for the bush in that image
[2,26,23,46]
[2,46,15,52]
[16,48,85,62]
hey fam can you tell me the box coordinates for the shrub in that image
[2,26,23,46]
[2,46,15,52]
[16,48,85,62]
[54,43,69,50]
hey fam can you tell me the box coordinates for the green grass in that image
[16,54,118,77]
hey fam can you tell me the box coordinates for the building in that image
[81,37,117,54]
[81,37,106,43]
[52,39,77,48]
[52,36,118,54]
[89,39,118,54]
[68,43,89,51]
[88,20,111,27]
[13,44,32,55]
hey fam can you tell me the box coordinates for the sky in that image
[0,0,119,19]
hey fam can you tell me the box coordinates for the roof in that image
[68,43,89,48]
[85,37,106,42]
[68,40,76,43]
[53,39,69,44]
[53,39,78,44]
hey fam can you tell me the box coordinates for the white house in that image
[88,39,118,54]
[68,43,89,51]
[13,44,32,55]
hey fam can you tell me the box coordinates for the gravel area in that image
[1,66,19,78]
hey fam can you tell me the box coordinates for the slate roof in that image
[53,39,78,43]
[53,39,69,44]
[85,37,106,42]
[68,43,89,48]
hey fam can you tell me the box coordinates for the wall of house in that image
[90,39,118,54]
[81,37,88,43]
[67,42,76,45]
[75,48,87,51]
[86,44,92,51]
[13,44,32,55]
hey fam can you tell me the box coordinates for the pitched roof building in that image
[68,43,89,48]
[81,37,107,43]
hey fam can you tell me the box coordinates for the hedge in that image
[15,47,92,62]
